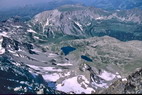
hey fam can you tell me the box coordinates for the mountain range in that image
[29,5,142,43]
[0,0,142,21]
[0,2,142,94]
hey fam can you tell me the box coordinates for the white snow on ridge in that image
[14,86,22,91]
[13,25,22,28]
[48,53,58,57]
[56,61,73,66]
[58,71,71,78]
[56,75,95,94]
[87,23,91,26]
[68,17,71,20]
[13,53,19,57]
[56,63,73,66]
[117,75,122,78]
[0,32,8,37]
[0,48,5,55]
[8,49,16,54]
[27,64,62,72]
[96,17,104,20]
[45,19,49,26]
[34,36,40,39]
[116,72,122,78]
[27,64,62,82]
[0,37,5,55]
[27,29,36,33]
[31,48,41,53]
[98,70,116,81]
[74,21,83,31]
[122,78,127,82]
[64,72,71,77]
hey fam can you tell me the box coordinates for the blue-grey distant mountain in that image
[0,0,142,21]
[81,0,142,10]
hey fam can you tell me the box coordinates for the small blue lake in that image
[81,55,93,62]
[61,46,76,55]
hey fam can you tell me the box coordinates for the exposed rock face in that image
[101,68,142,94]
[29,5,142,42]
[0,19,65,94]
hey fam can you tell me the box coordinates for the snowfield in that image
[27,29,36,33]
[43,73,60,82]
[27,64,62,72]
[56,75,95,94]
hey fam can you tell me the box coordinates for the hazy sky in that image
[0,0,53,9]
[0,0,89,11]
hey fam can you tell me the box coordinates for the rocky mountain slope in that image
[0,18,66,94]
[29,5,142,44]
[101,68,142,94]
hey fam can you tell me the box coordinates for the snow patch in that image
[19,54,25,58]
[56,63,73,66]
[117,75,122,78]
[98,70,116,81]
[96,17,104,20]
[8,50,16,53]
[68,17,71,20]
[87,23,91,26]
[12,62,21,66]
[116,72,122,78]
[13,53,19,57]
[0,37,5,55]
[27,24,32,28]
[45,19,49,26]
[48,53,58,57]
[64,72,71,76]
[27,29,36,33]
[0,32,9,37]
[56,75,95,94]
[27,64,62,72]
[13,25,22,28]
[0,48,5,55]
[14,86,22,91]
[31,48,41,53]
[122,78,127,82]
[34,36,40,39]
[43,73,60,82]
[74,21,83,31]
[51,31,55,38]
